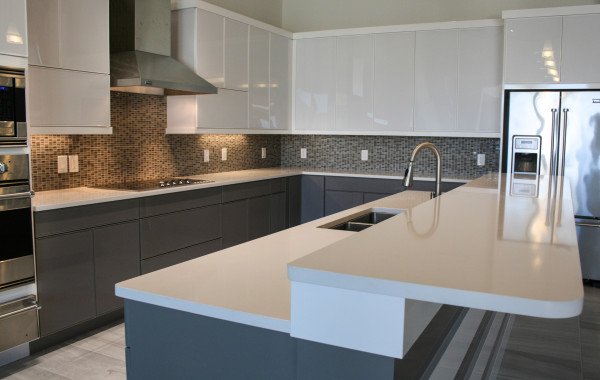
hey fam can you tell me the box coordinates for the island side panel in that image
[123,300,397,380]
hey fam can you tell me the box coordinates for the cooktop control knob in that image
[0,162,7,174]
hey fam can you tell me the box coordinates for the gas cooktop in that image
[96,178,214,191]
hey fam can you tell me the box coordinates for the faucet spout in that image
[402,142,443,198]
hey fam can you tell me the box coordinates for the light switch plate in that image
[361,150,368,161]
[221,147,227,161]
[57,156,68,173]
[204,150,210,162]
[68,155,79,172]
[477,153,485,166]
[301,148,307,159]
[261,147,266,159]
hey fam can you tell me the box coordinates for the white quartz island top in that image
[288,174,584,320]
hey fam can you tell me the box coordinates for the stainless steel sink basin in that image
[320,208,405,232]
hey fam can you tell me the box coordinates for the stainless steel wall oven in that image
[0,67,27,146]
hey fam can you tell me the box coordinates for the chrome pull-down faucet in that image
[402,142,442,198]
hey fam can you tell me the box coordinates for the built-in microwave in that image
[0,67,27,146]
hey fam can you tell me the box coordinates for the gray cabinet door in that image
[141,239,222,274]
[222,200,248,249]
[248,195,270,241]
[270,192,287,233]
[324,190,363,216]
[94,221,141,315]
[301,175,325,223]
[140,204,222,259]
[288,176,302,227]
[36,231,96,336]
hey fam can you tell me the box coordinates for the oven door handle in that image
[0,191,34,200]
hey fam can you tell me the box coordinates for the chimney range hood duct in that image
[109,0,217,96]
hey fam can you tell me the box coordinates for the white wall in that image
[282,0,600,32]
[201,0,282,27]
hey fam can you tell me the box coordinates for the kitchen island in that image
[115,173,583,379]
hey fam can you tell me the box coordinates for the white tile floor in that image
[0,322,126,380]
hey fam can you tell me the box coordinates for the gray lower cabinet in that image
[324,190,364,216]
[270,192,288,233]
[36,231,96,336]
[301,175,325,223]
[141,239,222,275]
[94,221,141,315]
[222,200,248,249]
[248,195,271,240]
[288,176,302,228]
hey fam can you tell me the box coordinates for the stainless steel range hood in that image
[109,0,217,96]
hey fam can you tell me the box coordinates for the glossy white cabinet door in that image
[457,27,503,133]
[195,8,225,87]
[336,35,374,131]
[414,30,458,132]
[504,17,562,84]
[28,66,109,127]
[295,37,336,131]
[561,14,600,84]
[168,89,248,130]
[60,0,109,74]
[224,18,249,91]
[27,0,60,66]
[269,33,291,130]
[0,0,28,57]
[248,26,270,129]
[373,32,415,132]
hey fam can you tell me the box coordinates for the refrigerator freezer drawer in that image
[576,219,600,281]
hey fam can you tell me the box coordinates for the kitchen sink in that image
[320,208,405,232]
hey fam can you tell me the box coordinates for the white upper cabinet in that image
[373,32,415,132]
[561,14,600,84]
[336,35,374,131]
[294,37,336,131]
[0,0,28,58]
[269,33,291,130]
[458,27,503,133]
[194,9,225,87]
[503,17,562,84]
[414,30,459,132]
[224,19,249,91]
[27,0,109,74]
[248,26,270,129]
[503,6,600,85]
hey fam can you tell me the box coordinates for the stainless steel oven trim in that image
[0,256,34,289]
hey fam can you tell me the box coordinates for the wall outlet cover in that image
[204,150,210,162]
[68,155,79,173]
[477,153,485,166]
[361,150,368,161]
[301,148,307,159]
[261,147,267,159]
[57,156,68,173]
[222,147,227,161]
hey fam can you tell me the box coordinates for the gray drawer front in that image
[411,180,463,193]
[140,204,222,259]
[270,178,287,193]
[34,199,139,237]
[140,187,221,218]
[222,180,272,203]
[325,176,403,194]
[141,239,222,274]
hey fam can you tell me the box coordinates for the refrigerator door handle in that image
[550,108,559,176]
[576,222,600,228]
[559,108,569,177]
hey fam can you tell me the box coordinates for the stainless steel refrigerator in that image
[502,90,600,281]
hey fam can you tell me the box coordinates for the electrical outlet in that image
[57,156,68,173]
[204,150,210,162]
[221,147,227,161]
[68,155,79,172]
[477,153,485,166]
[361,150,368,161]
[261,147,267,159]
[300,148,307,159]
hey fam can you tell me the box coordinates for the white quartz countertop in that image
[32,167,470,211]
[115,190,433,332]
[289,174,584,319]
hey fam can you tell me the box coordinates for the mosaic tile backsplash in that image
[30,92,281,192]
[281,135,500,179]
